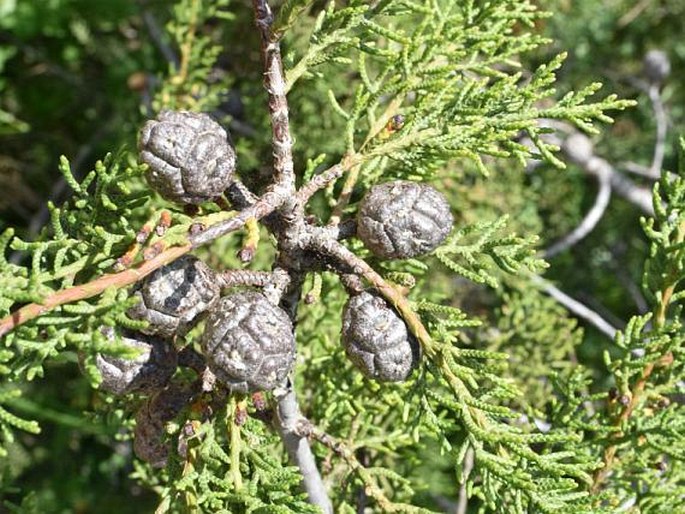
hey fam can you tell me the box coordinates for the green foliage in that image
[142,408,319,513]
[486,287,584,411]
[1,0,682,513]
[595,139,685,509]
[0,387,40,459]
[153,0,233,113]
[0,153,149,380]
[434,216,545,288]
[543,140,685,512]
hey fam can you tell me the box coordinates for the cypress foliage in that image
[1,1,682,513]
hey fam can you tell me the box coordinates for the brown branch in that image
[217,269,276,288]
[591,353,673,492]
[252,0,296,196]
[0,243,191,339]
[0,192,287,338]
[296,163,346,204]
[0,149,357,340]
[297,417,422,513]
[189,187,286,247]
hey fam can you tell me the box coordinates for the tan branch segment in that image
[0,243,191,338]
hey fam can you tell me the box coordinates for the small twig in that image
[545,158,612,257]
[619,161,655,178]
[299,418,422,513]
[618,0,652,27]
[274,381,333,514]
[647,83,667,179]
[0,243,192,339]
[591,353,673,493]
[577,291,627,331]
[535,122,654,216]
[530,274,618,340]
[225,180,258,209]
[1,199,277,338]
[606,166,654,215]
[328,164,361,226]
[455,448,474,514]
[217,269,275,288]
[304,231,434,351]
[139,1,180,68]
[591,220,685,493]
[295,163,349,204]
[0,148,357,338]
[252,0,296,196]
[190,186,287,247]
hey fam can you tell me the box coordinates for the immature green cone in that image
[92,328,177,396]
[139,110,236,204]
[342,291,420,382]
[127,255,220,338]
[357,180,453,259]
[201,291,296,393]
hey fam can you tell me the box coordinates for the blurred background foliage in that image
[0,0,682,511]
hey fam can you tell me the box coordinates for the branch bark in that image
[0,157,350,339]
[252,0,296,198]
[647,82,668,179]
[274,382,333,514]
[545,157,612,257]
[0,243,191,339]
[530,274,618,340]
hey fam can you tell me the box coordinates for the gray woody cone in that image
[128,255,220,338]
[342,291,420,382]
[201,291,296,393]
[133,382,195,467]
[139,110,236,205]
[93,328,177,395]
[357,180,453,259]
